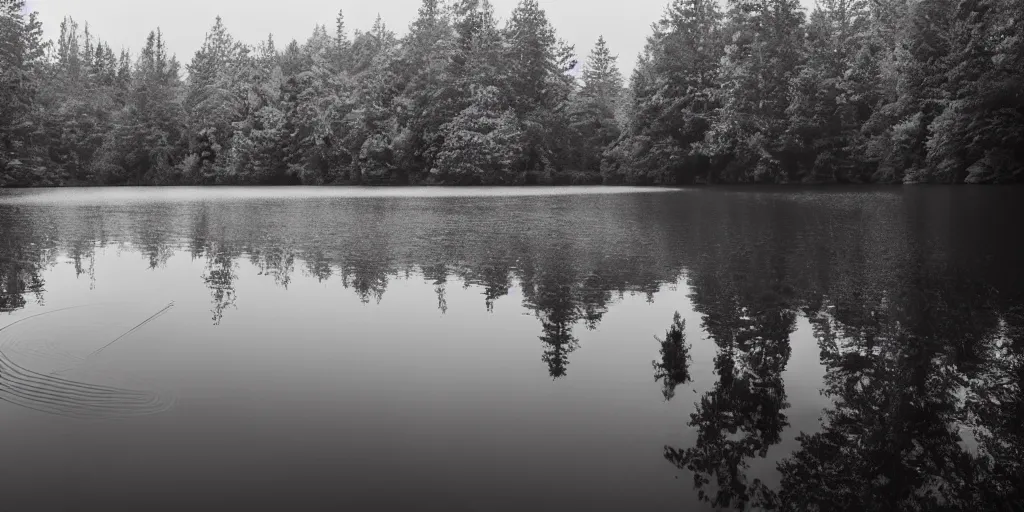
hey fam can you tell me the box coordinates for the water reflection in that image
[665,239,797,509]
[0,226,53,312]
[652,312,691,401]
[0,187,1022,508]
[0,192,685,380]
[0,306,175,418]
[523,268,613,378]
[760,265,1024,510]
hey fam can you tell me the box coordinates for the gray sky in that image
[25,0,814,77]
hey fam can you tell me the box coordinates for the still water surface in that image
[0,186,1021,511]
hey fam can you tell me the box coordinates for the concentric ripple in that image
[0,306,176,419]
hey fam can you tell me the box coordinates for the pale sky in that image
[24,0,815,77]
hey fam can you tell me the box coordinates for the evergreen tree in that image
[344,15,401,184]
[785,0,873,182]
[391,0,458,182]
[0,0,50,186]
[432,85,525,184]
[334,9,352,72]
[223,34,289,184]
[41,16,126,183]
[702,0,806,182]
[3,0,1022,187]
[183,16,247,182]
[452,0,506,99]
[567,36,624,178]
[503,0,577,180]
[882,0,957,183]
[925,0,1024,183]
[93,29,184,184]
[603,0,723,184]
[56,16,81,80]
[580,36,623,107]
[284,24,356,185]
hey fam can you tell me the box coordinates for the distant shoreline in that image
[0,180,1007,188]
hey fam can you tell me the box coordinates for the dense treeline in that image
[608,0,1024,184]
[1,0,1022,187]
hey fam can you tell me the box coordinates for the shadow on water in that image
[0,187,1022,508]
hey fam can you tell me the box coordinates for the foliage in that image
[1,0,1021,187]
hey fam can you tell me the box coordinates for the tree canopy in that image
[1,0,1020,187]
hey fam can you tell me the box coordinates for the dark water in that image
[0,186,1021,511]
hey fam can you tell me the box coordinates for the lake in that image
[1,186,1022,511]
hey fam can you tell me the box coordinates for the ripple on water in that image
[0,305,176,420]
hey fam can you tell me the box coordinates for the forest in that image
[1,0,1022,187]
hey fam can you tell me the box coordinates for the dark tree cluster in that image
[3,0,1020,187]
[1,0,619,186]
[606,0,1024,184]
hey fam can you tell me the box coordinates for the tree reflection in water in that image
[653,312,691,401]
[759,267,1024,511]
[1,189,1022,509]
[662,242,796,510]
[0,218,55,313]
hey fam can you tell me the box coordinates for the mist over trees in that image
[2,0,1021,187]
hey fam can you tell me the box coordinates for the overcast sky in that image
[24,0,816,77]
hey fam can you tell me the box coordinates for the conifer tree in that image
[0,0,50,186]
[703,0,805,182]
[567,36,624,178]
[603,0,723,184]
[3,0,1022,187]
[785,0,872,182]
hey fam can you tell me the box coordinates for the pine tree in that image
[334,9,352,72]
[604,0,724,184]
[284,24,356,185]
[925,0,1024,183]
[0,0,51,186]
[335,15,401,184]
[432,85,525,184]
[703,0,805,182]
[503,0,565,113]
[891,0,957,183]
[183,16,247,182]
[82,22,94,72]
[391,0,458,181]
[785,0,872,182]
[566,36,624,177]
[93,29,184,184]
[503,0,577,179]
[859,0,950,183]
[56,16,81,81]
[4,0,1022,187]
[580,36,623,108]
[452,0,505,91]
